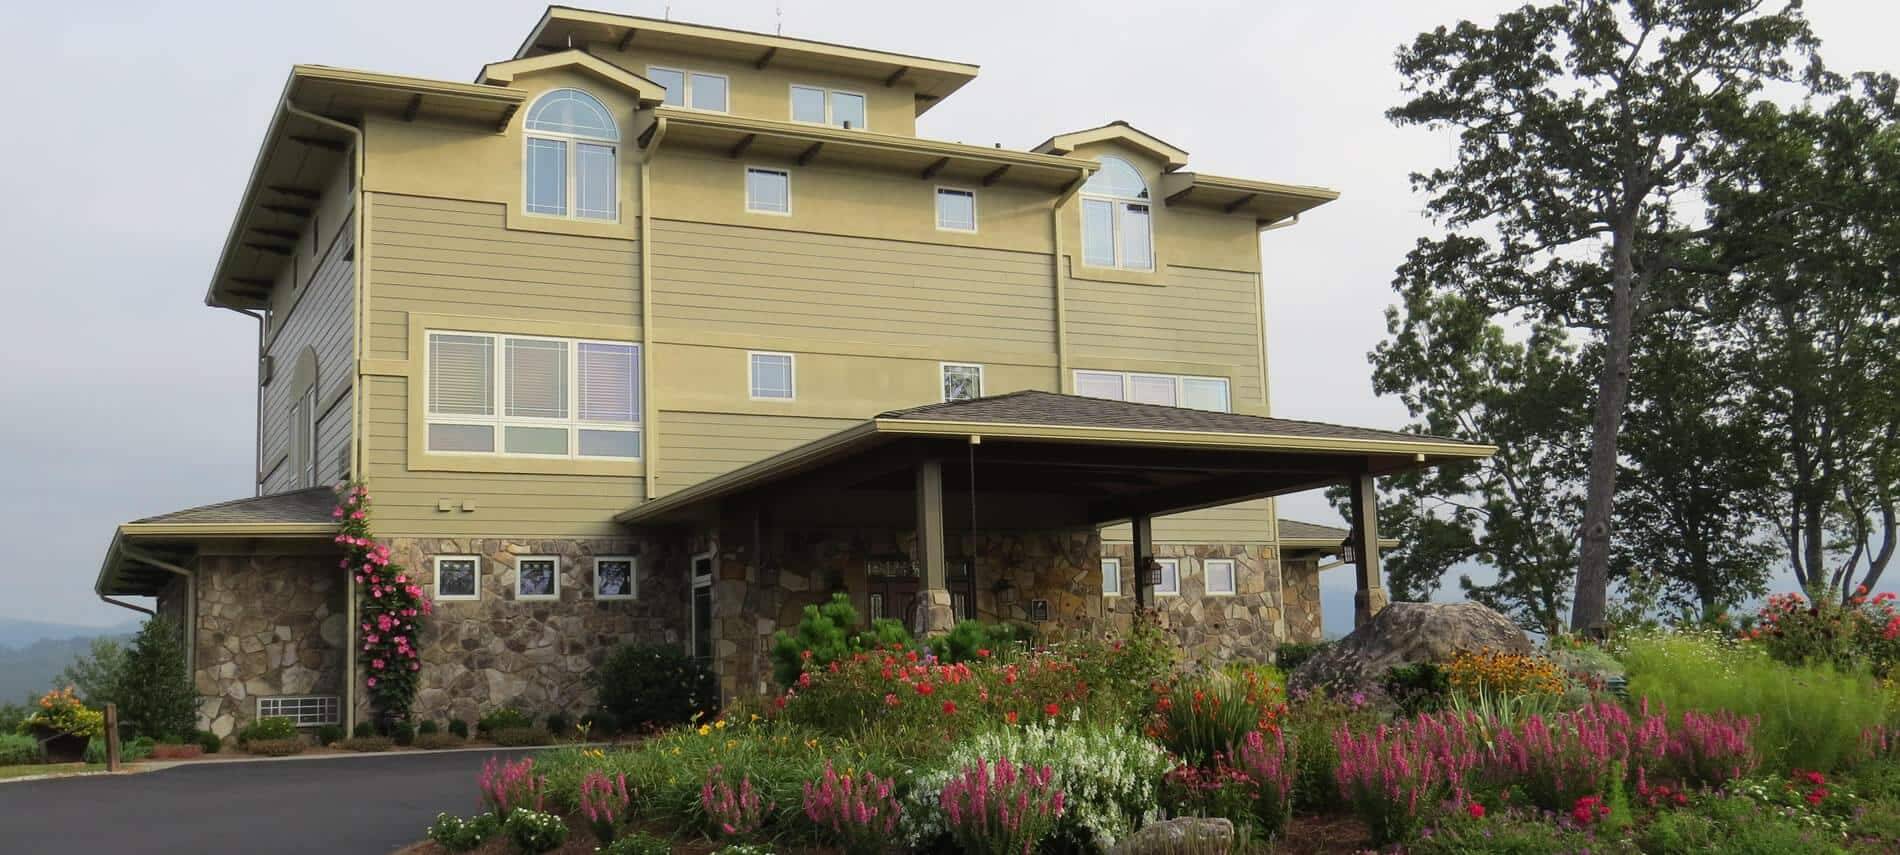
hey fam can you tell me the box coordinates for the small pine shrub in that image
[391,721,416,746]
[315,725,344,746]
[196,730,221,754]
[545,712,571,738]
[448,718,470,739]
[237,716,298,745]
[352,721,374,738]
[340,736,394,752]
[245,737,304,757]
[418,719,440,735]
[927,619,1028,664]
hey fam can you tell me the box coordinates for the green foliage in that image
[1274,641,1330,673]
[448,718,469,739]
[116,617,196,741]
[1408,809,1619,855]
[1152,667,1282,766]
[503,808,569,853]
[1621,630,1888,772]
[591,643,718,732]
[352,721,373,738]
[195,730,221,754]
[84,735,153,764]
[390,720,415,746]
[427,812,500,853]
[492,727,553,747]
[1637,790,1847,854]
[925,620,1028,664]
[768,593,921,687]
[1745,592,1900,679]
[16,687,103,738]
[340,736,393,752]
[1284,688,1381,813]
[0,733,39,764]
[417,719,439,735]
[1381,661,1451,716]
[238,716,298,745]
[244,737,303,757]
[598,832,672,855]
[477,707,533,735]
[580,710,620,738]
[55,637,126,708]
[544,712,570,737]
[315,725,343,746]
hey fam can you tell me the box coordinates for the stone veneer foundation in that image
[1103,543,1286,663]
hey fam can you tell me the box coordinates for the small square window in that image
[648,67,686,107]
[749,352,795,399]
[1204,558,1237,596]
[1073,370,1125,401]
[594,556,636,601]
[434,556,481,601]
[941,363,982,402]
[1155,558,1180,596]
[831,92,866,129]
[936,188,976,231]
[689,72,728,112]
[1181,377,1231,413]
[1101,558,1121,597]
[516,556,560,600]
[790,85,826,123]
[746,168,790,214]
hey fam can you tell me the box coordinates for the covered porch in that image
[617,391,1491,697]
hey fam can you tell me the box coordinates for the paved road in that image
[0,747,549,854]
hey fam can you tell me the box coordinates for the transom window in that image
[1204,558,1237,596]
[425,331,641,459]
[1073,370,1230,412]
[746,167,791,214]
[1079,156,1153,270]
[257,695,339,727]
[941,363,982,402]
[1154,558,1180,596]
[1101,558,1122,597]
[523,89,619,221]
[789,85,867,129]
[648,67,729,112]
[935,188,977,232]
[749,352,795,400]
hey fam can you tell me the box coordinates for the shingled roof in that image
[879,390,1477,449]
[130,487,336,526]
[1277,518,1351,542]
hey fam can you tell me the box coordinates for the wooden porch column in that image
[1349,472,1389,627]
[1131,512,1156,610]
[916,459,955,635]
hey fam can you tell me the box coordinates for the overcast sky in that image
[1,0,1891,631]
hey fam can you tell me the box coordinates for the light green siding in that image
[662,410,861,492]
[1066,266,1266,405]
[1101,498,1275,544]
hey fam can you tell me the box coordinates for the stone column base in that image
[1353,587,1390,629]
[921,589,956,637]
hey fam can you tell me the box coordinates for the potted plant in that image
[18,687,104,763]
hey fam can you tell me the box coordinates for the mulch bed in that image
[1279,813,1373,854]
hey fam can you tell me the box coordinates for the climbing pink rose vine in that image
[334,482,431,719]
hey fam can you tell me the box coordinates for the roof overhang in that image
[205,66,527,310]
[515,7,980,116]
[95,522,338,598]
[1160,172,1340,227]
[1032,121,1191,171]
[646,109,1095,192]
[479,49,667,105]
[618,415,1493,528]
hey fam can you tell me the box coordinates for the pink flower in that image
[366,677,377,688]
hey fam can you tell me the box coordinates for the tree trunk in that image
[1570,217,1639,634]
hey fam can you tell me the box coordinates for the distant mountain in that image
[0,616,141,650]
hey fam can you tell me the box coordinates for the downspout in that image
[218,306,267,496]
[282,97,365,734]
[122,546,196,684]
[1049,170,1089,392]
[639,116,668,502]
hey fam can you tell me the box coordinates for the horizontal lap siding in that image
[316,389,353,486]
[650,220,1055,350]
[663,411,860,491]
[364,377,640,539]
[261,225,355,494]
[1101,498,1276,544]
[1066,266,1264,402]
[366,194,640,360]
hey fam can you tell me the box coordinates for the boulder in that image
[1109,817,1235,855]
[1289,601,1530,694]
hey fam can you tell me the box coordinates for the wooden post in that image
[915,459,955,635]
[1349,472,1388,627]
[1131,512,1155,610]
[104,703,121,771]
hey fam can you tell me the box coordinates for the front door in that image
[690,553,714,663]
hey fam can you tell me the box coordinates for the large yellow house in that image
[92,7,1490,735]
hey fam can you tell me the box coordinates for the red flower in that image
[914,682,935,696]
[1044,702,1061,717]
[1005,711,1018,725]
[1807,787,1828,806]
[1467,802,1485,819]
[942,701,958,714]
[1802,770,1826,786]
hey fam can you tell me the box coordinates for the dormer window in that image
[789,85,867,130]
[1079,156,1153,270]
[523,89,619,220]
[649,67,729,112]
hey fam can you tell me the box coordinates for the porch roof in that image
[96,487,339,597]
[617,391,1492,529]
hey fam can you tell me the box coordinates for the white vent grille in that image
[257,695,339,726]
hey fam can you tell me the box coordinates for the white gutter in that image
[121,545,195,684]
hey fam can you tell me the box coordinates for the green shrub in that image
[1284,689,1380,813]
[418,719,439,735]
[117,618,197,741]
[1274,641,1332,673]
[315,724,344,746]
[1381,662,1451,716]
[390,721,415,746]
[1152,667,1282,766]
[352,721,374,738]
[427,812,500,853]
[545,712,570,738]
[1621,630,1889,772]
[581,710,621,738]
[0,733,40,764]
[1407,808,1611,854]
[56,637,126,710]
[237,716,298,745]
[592,644,717,732]
[926,620,1029,664]
[478,707,534,736]
[195,730,221,754]
[492,726,553,747]
[415,732,464,750]
[1636,789,1841,853]
[768,592,922,687]
[448,718,469,739]
[340,736,393,752]
[503,807,569,853]
[244,737,304,757]
[599,832,672,855]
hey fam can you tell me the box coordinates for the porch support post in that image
[1131,512,1155,609]
[1349,472,1388,627]
[916,459,955,635]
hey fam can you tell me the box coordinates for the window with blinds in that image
[425,331,640,459]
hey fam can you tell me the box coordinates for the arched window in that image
[1079,156,1153,270]
[523,89,619,220]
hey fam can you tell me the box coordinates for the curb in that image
[0,741,611,784]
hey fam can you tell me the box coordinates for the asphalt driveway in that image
[0,747,549,853]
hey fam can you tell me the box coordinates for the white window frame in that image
[649,66,730,113]
[1070,370,1230,412]
[520,90,619,222]
[1101,558,1122,598]
[748,351,797,401]
[1154,558,1181,597]
[745,166,792,216]
[433,555,482,602]
[940,362,983,402]
[257,695,339,727]
[1204,558,1237,597]
[788,84,869,129]
[594,556,638,601]
[423,331,642,460]
[935,186,978,232]
[514,555,561,601]
[1079,156,1154,271]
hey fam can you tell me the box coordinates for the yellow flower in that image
[715,719,728,730]
[697,724,712,736]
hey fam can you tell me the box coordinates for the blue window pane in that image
[1082,199,1115,266]
[524,89,618,140]
[576,143,616,220]
[1121,203,1153,270]
[649,68,686,107]
[526,138,567,215]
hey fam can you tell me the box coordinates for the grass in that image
[0,762,108,781]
